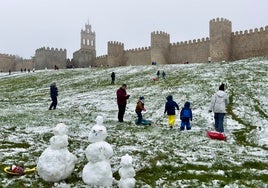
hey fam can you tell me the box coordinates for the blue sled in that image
[135,119,152,125]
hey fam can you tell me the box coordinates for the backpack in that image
[182,108,191,118]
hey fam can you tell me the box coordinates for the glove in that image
[208,110,212,113]
[126,95,130,99]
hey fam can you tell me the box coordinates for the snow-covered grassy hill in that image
[0,58,268,187]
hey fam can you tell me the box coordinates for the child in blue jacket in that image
[180,101,193,131]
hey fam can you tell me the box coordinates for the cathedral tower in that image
[73,23,96,68]
[81,24,96,51]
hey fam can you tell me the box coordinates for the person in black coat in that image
[49,82,58,110]
[111,72,115,84]
[164,95,179,129]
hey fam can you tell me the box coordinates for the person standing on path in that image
[49,82,58,110]
[209,83,229,132]
[116,84,130,122]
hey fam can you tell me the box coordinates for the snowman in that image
[118,154,136,188]
[37,123,77,182]
[82,116,114,187]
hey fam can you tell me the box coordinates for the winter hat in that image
[184,101,190,108]
[219,83,225,91]
[166,95,173,101]
[139,96,144,100]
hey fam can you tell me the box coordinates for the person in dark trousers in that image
[116,84,130,122]
[164,95,179,129]
[180,101,193,131]
[209,83,229,132]
[135,96,146,124]
[162,71,166,79]
[157,70,160,78]
[49,82,58,110]
[111,72,115,84]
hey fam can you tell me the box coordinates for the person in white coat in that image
[209,83,229,132]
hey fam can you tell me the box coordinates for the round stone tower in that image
[209,18,232,62]
[151,31,170,64]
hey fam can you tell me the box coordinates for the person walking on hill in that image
[49,82,58,110]
[135,96,146,125]
[180,101,193,131]
[116,84,130,122]
[209,83,229,132]
[156,70,160,79]
[162,71,166,79]
[111,72,115,84]
[164,95,179,129]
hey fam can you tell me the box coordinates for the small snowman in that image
[82,116,114,187]
[37,123,77,182]
[118,154,136,188]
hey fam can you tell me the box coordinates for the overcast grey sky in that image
[0,0,267,59]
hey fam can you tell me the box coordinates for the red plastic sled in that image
[206,131,226,141]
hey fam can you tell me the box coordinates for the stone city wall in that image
[1,18,267,72]
[0,53,15,72]
[34,47,67,70]
[231,26,268,60]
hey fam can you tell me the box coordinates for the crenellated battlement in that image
[171,37,210,46]
[151,30,170,64]
[34,46,67,70]
[209,17,232,62]
[0,53,16,58]
[151,31,170,37]
[125,46,150,52]
[35,47,67,56]
[210,17,231,24]
[108,41,124,47]
[108,41,124,57]
[232,26,268,36]
[95,55,108,60]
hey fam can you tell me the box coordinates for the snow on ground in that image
[0,58,268,187]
